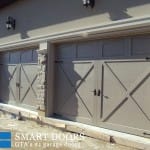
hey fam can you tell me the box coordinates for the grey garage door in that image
[0,48,38,110]
[54,35,150,137]
[96,60,150,137]
[54,60,96,124]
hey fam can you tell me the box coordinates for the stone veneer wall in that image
[37,47,48,113]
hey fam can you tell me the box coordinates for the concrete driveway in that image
[0,111,139,150]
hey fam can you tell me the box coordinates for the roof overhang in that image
[0,0,17,8]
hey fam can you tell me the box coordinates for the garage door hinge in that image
[145,57,150,61]
[143,132,150,136]
[55,60,63,63]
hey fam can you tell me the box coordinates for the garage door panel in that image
[54,61,95,123]
[56,44,76,59]
[73,62,94,80]
[132,35,150,56]
[55,88,75,114]
[59,94,80,117]
[0,65,17,103]
[77,70,95,114]
[0,52,9,64]
[132,75,150,119]
[20,64,38,107]
[99,60,150,134]
[0,65,9,102]
[8,65,17,102]
[9,51,20,64]
[20,90,37,107]
[54,63,75,112]
[55,35,150,137]
[32,50,38,62]
[107,62,150,89]
[0,49,38,110]
[74,63,95,119]
[21,50,33,63]
[106,97,150,131]
[61,63,82,87]
[102,64,127,119]
[76,93,93,118]
[102,39,126,57]
[77,41,100,59]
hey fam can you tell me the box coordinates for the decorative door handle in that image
[145,57,150,60]
[97,89,101,96]
[91,89,101,96]
[16,82,20,87]
[91,89,97,96]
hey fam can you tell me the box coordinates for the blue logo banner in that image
[0,132,11,148]
[0,132,11,139]
[0,141,11,148]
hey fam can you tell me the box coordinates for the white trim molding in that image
[0,15,150,51]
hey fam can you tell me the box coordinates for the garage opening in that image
[0,48,38,110]
[53,35,150,137]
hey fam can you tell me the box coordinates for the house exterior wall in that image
[0,0,149,46]
[0,0,150,119]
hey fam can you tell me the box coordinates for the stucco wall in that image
[0,0,149,45]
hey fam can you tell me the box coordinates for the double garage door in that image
[54,35,150,137]
[0,48,38,110]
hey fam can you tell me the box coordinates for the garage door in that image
[54,43,97,124]
[54,35,150,137]
[97,60,150,136]
[0,48,38,110]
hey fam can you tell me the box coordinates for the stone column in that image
[46,43,55,117]
[37,42,48,116]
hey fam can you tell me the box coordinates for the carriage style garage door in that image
[54,35,150,137]
[0,48,38,110]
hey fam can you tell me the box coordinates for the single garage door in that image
[0,48,38,110]
[54,35,150,137]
